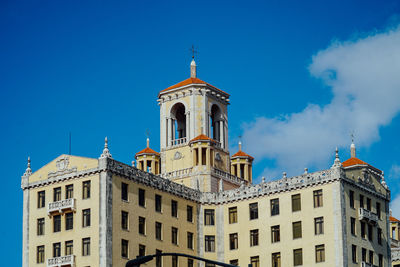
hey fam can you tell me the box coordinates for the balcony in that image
[358,208,378,225]
[47,255,75,267]
[47,198,76,215]
[170,137,187,147]
[392,238,400,248]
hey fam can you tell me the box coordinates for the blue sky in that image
[1,0,400,264]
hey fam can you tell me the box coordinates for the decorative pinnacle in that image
[332,147,342,168]
[304,168,308,174]
[100,137,112,158]
[282,172,287,179]
[146,137,150,148]
[24,156,32,176]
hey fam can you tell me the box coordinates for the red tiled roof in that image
[135,147,160,156]
[342,157,382,173]
[390,216,400,222]
[159,77,229,96]
[231,150,254,160]
[190,134,216,143]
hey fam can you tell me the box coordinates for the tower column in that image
[206,147,210,170]
[198,146,203,166]
[244,162,249,181]
[220,120,224,148]
[167,118,172,147]
[151,160,155,174]
[231,164,235,176]
[185,112,190,140]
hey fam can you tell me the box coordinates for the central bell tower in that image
[157,59,250,192]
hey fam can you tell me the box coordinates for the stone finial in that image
[100,137,112,159]
[262,177,266,183]
[381,171,388,188]
[190,59,196,78]
[131,160,135,167]
[146,137,150,148]
[390,209,393,217]
[304,168,308,174]
[23,156,32,176]
[282,172,287,179]
[332,147,342,168]
[238,140,242,151]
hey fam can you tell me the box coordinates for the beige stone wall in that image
[111,174,198,267]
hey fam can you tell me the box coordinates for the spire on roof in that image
[332,147,342,168]
[190,59,196,78]
[24,156,32,176]
[350,133,356,158]
[146,137,150,148]
[100,137,112,158]
[238,140,242,151]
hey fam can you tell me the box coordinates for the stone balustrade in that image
[211,167,244,185]
[162,167,193,179]
[47,198,75,215]
[47,255,75,267]
[358,208,378,225]
[170,137,187,147]
[392,248,400,262]
[392,238,400,248]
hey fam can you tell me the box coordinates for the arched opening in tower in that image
[170,103,186,141]
[210,104,222,143]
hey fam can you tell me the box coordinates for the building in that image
[390,214,400,266]
[22,60,392,267]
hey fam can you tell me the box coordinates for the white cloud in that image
[390,164,400,179]
[243,26,400,178]
[391,194,400,219]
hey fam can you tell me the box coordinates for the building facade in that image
[22,60,392,267]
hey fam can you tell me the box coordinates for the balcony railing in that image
[211,168,245,185]
[392,248,400,262]
[392,238,400,248]
[358,208,378,225]
[47,198,76,215]
[162,167,193,179]
[170,137,187,147]
[47,255,75,267]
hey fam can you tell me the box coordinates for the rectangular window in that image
[229,233,238,250]
[250,256,260,267]
[229,207,238,224]
[314,217,324,235]
[293,221,302,239]
[352,245,357,263]
[53,215,61,232]
[250,229,259,246]
[172,227,178,245]
[205,235,215,252]
[351,217,356,236]
[53,187,61,202]
[53,242,61,257]
[82,237,90,256]
[292,194,301,212]
[378,228,382,245]
[38,191,45,208]
[368,224,373,241]
[376,202,381,219]
[138,188,145,207]
[155,194,162,212]
[156,222,162,240]
[187,232,194,249]
[369,250,373,265]
[293,248,303,266]
[156,249,162,267]
[271,198,279,216]
[187,205,193,222]
[360,194,364,209]
[37,218,45,236]
[205,264,215,267]
[121,211,128,230]
[139,216,146,235]
[121,182,128,201]
[313,189,323,207]
[230,259,239,266]
[315,244,325,262]
[350,190,355,208]
[362,248,367,262]
[188,259,194,267]
[249,202,258,220]
[204,209,215,225]
[37,245,45,263]
[82,181,91,199]
[272,252,281,267]
[139,244,146,257]
[361,221,366,239]
[65,184,73,199]
[271,225,280,243]
[121,239,129,258]
[65,240,73,255]
[171,200,178,217]
[65,212,73,230]
[83,209,91,227]
[172,255,178,267]
[379,254,383,267]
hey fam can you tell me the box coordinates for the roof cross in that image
[190,45,198,59]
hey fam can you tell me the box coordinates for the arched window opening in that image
[210,104,224,147]
[169,103,186,146]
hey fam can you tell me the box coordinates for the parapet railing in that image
[358,208,378,225]
[211,168,244,185]
[170,137,187,147]
[161,167,193,179]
